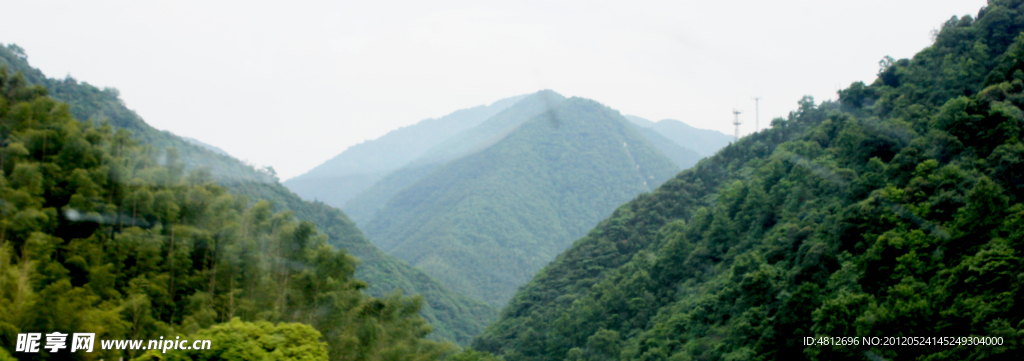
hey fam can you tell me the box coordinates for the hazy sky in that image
[2,0,989,179]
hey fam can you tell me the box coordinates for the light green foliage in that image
[0,71,454,360]
[134,319,328,361]
[475,1,1024,360]
[0,347,15,361]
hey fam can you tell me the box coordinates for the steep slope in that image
[626,114,734,156]
[343,90,567,226]
[474,2,1024,360]
[0,44,496,344]
[362,97,681,306]
[283,94,526,208]
[632,125,703,169]
[650,118,734,156]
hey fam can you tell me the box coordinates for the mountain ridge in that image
[362,96,682,306]
[283,93,528,208]
[342,90,568,226]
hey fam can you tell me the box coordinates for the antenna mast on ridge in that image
[752,96,761,132]
[732,109,742,141]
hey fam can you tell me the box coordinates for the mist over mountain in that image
[361,97,681,306]
[625,114,734,156]
[342,90,567,226]
[293,90,714,308]
[631,125,704,169]
[283,94,527,209]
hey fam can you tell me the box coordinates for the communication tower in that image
[732,109,742,141]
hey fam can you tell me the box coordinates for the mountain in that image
[0,65,454,361]
[631,125,704,169]
[342,90,566,226]
[335,91,705,228]
[473,2,1024,360]
[283,94,527,209]
[361,97,682,307]
[0,43,495,344]
[625,115,734,156]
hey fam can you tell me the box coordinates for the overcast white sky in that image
[2,0,989,179]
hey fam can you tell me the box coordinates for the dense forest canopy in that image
[474,1,1024,360]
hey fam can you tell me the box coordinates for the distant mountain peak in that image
[283,92,532,208]
[360,94,680,307]
[624,115,732,156]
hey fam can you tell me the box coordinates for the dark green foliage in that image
[362,97,681,307]
[474,2,1024,360]
[0,45,497,345]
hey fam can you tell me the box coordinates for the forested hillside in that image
[342,90,567,226]
[0,44,496,345]
[474,1,1024,360]
[362,97,681,307]
[0,71,453,360]
[284,94,526,209]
